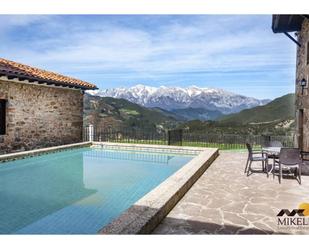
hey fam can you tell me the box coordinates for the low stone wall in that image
[92,142,204,155]
[0,80,84,154]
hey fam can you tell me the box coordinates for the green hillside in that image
[171,107,223,121]
[178,93,295,136]
[150,107,186,121]
[218,93,295,125]
[84,94,179,131]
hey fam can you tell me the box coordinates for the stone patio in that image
[153,151,309,234]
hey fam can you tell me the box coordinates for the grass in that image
[182,141,261,150]
[119,108,140,116]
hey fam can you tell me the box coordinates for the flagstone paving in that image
[153,151,309,234]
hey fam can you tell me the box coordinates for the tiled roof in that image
[0,58,97,90]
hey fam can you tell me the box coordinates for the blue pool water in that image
[0,147,193,234]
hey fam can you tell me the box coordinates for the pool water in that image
[0,147,193,234]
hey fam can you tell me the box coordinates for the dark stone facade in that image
[0,79,84,154]
[296,18,309,151]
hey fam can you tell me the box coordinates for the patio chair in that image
[275,148,302,184]
[245,143,268,176]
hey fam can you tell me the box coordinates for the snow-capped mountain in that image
[88,84,270,114]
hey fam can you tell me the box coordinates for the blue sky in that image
[0,15,297,99]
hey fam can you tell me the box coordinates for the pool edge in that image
[0,142,92,162]
[98,143,219,234]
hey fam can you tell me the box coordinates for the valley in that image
[84,88,295,136]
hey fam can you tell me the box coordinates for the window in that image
[0,99,6,135]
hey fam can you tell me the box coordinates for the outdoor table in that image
[262,147,281,175]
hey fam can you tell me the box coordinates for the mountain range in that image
[84,92,295,135]
[88,84,270,114]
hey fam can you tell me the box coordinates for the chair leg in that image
[247,160,252,176]
[279,163,282,184]
[273,158,277,179]
[299,164,302,185]
[244,157,249,173]
[265,159,269,178]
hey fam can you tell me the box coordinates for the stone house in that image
[272,15,309,152]
[0,58,97,154]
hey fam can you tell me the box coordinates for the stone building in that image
[272,15,309,152]
[0,58,97,154]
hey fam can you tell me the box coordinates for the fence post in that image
[88,124,94,142]
[261,135,271,147]
[168,129,183,146]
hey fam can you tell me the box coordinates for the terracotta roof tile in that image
[0,58,97,90]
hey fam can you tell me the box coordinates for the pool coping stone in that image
[0,142,92,162]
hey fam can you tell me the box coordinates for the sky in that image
[0,15,297,100]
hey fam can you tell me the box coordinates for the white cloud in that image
[0,15,49,31]
[0,15,296,92]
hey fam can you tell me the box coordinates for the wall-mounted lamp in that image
[301,78,307,95]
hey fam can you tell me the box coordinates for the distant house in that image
[272,15,309,151]
[0,58,97,154]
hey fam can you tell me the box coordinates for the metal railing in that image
[84,126,295,150]
[182,132,294,150]
[84,126,167,145]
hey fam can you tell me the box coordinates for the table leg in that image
[271,157,275,176]
[267,156,275,177]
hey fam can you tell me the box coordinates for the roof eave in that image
[272,14,306,33]
[0,71,97,91]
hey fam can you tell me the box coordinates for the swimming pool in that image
[0,147,194,234]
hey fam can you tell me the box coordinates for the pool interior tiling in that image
[0,147,194,234]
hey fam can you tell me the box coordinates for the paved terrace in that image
[153,151,309,234]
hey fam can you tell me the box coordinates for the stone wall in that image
[296,18,309,151]
[0,79,84,154]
